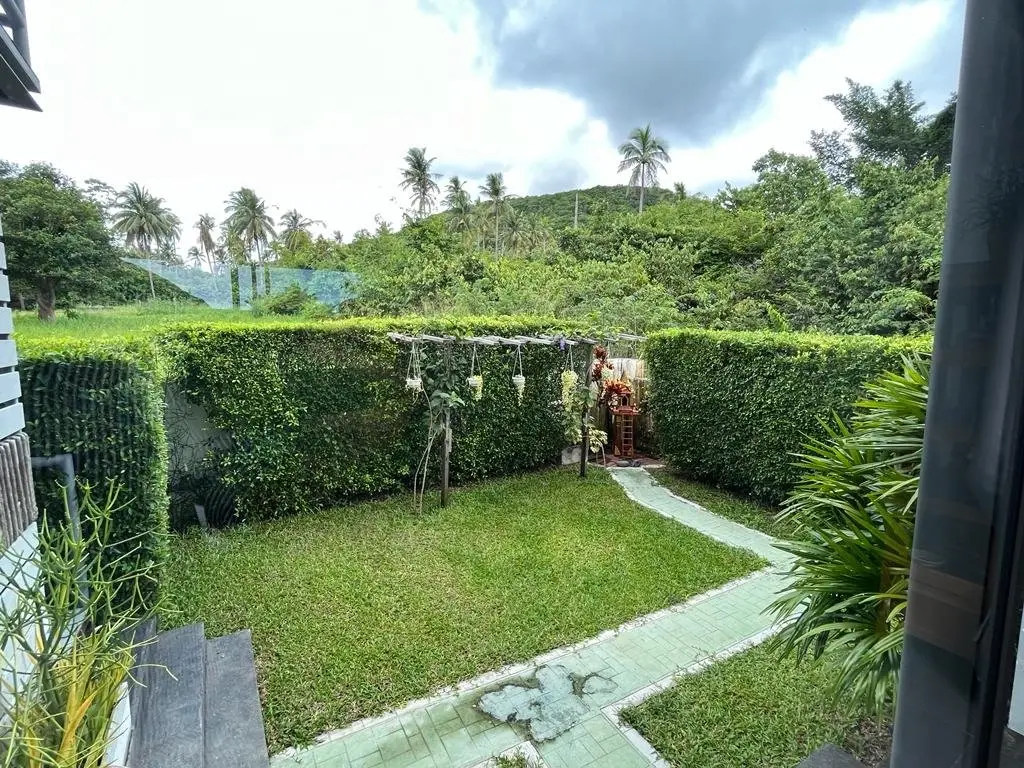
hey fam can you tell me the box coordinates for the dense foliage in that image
[158,317,574,523]
[0,78,953,337]
[771,355,927,711]
[19,337,169,607]
[645,328,929,503]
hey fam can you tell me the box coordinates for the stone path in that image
[272,468,794,768]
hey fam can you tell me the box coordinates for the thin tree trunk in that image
[639,174,646,214]
[37,280,55,322]
[494,205,499,253]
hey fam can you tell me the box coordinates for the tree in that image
[618,124,671,213]
[443,176,469,210]
[194,214,217,271]
[224,187,276,295]
[111,182,181,298]
[279,209,323,252]
[0,164,118,320]
[812,79,957,180]
[479,172,508,252]
[399,147,441,219]
[673,181,687,200]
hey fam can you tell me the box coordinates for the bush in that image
[645,328,930,502]
[19,337,169,607]
[770,355,927,711]
[158,317,568,522]
[251,283,318,316]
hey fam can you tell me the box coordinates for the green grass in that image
[164,469,764,751]
[647,467,799,539]
[13,301,308,340]
[622,643,891,768]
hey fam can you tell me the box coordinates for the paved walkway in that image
[272,468,793,768]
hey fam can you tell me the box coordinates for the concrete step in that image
[127,622,207,768]
[204,629,269,768]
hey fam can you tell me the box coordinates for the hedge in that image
[645,328,931,503]
[19,337,170,607]
[157,317,569,522]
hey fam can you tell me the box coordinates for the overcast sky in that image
[1,0,963,243]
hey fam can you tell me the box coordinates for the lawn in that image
[164,469,764,751]
[647,467,799,539]
[13,301,306,340]
[622,643,891,768]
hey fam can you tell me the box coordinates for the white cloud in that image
[0,0,955,246]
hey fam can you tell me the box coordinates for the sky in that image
[1,0,964,244]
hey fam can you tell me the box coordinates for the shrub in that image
[251,283,316,316]
[19,337,169,607]
[644,328,930,502]
[771,355,928,710]
[158,317,568,522]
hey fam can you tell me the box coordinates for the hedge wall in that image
[19,337,170,607]
[645,328,931,503]
[158,317,568,522]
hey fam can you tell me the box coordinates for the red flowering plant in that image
[591,345,613,381]
[602,379,632,403]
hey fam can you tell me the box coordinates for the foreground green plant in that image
[770,354,928,711]
[0,485,159,767]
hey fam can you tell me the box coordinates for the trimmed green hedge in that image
[645,328,931,503]
[19,337,170,606]
[158,317,568,522]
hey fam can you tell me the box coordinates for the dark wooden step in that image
[204,630,269,768]
[127,623,206,768]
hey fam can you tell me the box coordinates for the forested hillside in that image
[1,79,953,336]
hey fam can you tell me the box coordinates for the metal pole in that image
[891,1,1024,765]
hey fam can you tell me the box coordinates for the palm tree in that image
[399,147,441,218]
[503,206,529,254]
[479,172,508,252]
[279,209,323,251]
[111,182,181,298]
[617,124,671,213]
[195,214,218,272]
[443,176,470,210]
[224,188,276,295]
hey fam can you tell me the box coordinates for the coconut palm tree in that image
[479,172,508,252]
[617,124,671,213]
[443,176,470,211]
[224,188,276,294]
[194,214,218,272]
[503,205,529,254]
[399,147,441,219]
[111,182,181,298]
[279,209,324,251]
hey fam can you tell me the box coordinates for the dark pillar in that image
[891,1,1024,766]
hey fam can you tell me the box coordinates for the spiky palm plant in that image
[771,354,928,711]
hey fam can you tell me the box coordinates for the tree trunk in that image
[17,294,24,311]
[639,175,646,214]
[36,280,56,322]
[494,206,500,253]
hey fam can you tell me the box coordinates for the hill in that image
[505,185,676,229]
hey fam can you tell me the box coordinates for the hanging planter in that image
[405,341,423,393]
[512,344,526,404]
[466,345,483,401]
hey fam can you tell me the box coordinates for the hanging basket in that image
[466,345,483,401]
[405,377,423,392]
[467,374,483,400]
[512,344,526,404]
[512,374,526,402]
